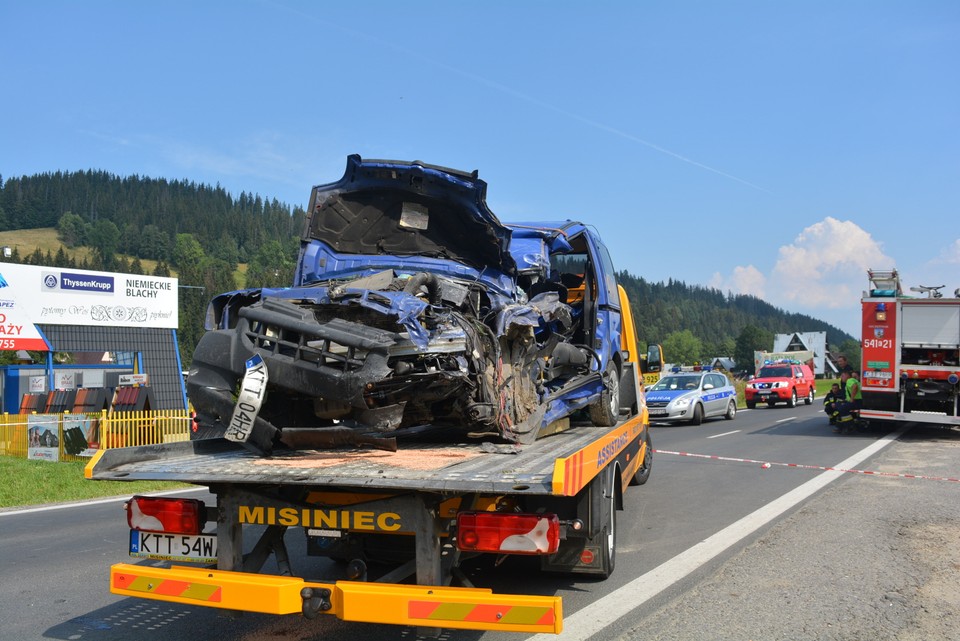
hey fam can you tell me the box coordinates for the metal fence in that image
[0,410,191,463]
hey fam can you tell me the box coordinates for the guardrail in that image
[0,410,191,463]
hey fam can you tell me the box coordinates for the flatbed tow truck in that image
[85,157,655,635]
[86,368,650,635]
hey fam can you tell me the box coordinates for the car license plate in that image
[648,408,667,416]
[129,530,217,563]
[225,353,268,443]
[757,391,771,396]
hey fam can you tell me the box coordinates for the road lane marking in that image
[655,447,960,482]
[775,417,796,423]
[528,424,910,641]
[0,487,207,517]
[707,430,740,439]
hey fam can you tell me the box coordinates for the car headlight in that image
[772,381,786,389]
[673,397,691,409]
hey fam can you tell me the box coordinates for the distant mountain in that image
[0,169,306,265]
[618,271,855,355]
[0,170,854,366]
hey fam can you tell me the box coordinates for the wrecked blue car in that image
[187,155,629,455]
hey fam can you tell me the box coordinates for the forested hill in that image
[0,169,307,266]
[618,272,854,357]
[0,170,854,366]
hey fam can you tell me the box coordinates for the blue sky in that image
[2,1,958,338]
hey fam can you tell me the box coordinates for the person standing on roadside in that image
[836,354,853,375]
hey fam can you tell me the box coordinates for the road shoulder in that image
[620,428,960,641]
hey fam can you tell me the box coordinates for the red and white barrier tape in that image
[652,449,960,483]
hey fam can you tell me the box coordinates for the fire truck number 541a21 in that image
[859,269,960,427]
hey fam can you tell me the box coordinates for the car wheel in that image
[589,362,620,427]
[597,474,617,579]
[689,403,703,425]
[724,400,737,420]
[805,388,814,405]
[746,401,756,410]
[787,389,797,408]
[629,432,652,486]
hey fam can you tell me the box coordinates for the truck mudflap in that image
[109,563,563,634]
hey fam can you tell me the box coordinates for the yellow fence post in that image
[100,409,111,450]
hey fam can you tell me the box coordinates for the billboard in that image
[0,264,178,349]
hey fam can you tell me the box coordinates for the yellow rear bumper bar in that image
[110,563,562,633]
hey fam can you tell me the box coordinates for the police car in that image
[645,367,738,424]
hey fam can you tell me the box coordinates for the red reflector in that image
[456,512,560,555]
[126,496,205,534]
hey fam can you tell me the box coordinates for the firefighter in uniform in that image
[833,370,862,432]
[823,383,843,424]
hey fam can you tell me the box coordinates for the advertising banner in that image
[0,268,50,350]
[30,376,47,393]
[27,414,60,462]
[63,415,99,457]
[0,263,178,331]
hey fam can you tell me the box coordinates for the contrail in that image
[267,0,771,193]
[445,73,773,193]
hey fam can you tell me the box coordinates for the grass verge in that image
[0,455,189,508]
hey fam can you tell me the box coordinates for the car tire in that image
[724,400,737,420]
[689,403,704,425]
[597,473,617,579]
[805,388,814,405]
[589,362,620,427]
[746,401,756,410]
[629,432,652,486]
[787,389,797,408]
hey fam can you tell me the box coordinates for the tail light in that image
[125,496,205,535]
[456,512,560,555]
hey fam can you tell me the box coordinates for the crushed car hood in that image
[302,155,516,279]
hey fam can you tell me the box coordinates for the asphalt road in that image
[2,403,941,641]
[617,422,960,641]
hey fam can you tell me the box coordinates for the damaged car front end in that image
[187,155,623,455]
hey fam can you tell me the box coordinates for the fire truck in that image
[859,269,960,426]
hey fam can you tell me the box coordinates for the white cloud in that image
[84,128,319,203]
[905,239,960,297]
[934,239,960,265]
[79,129,131,147]
[769,217,894,308]
[710,265,766,298]
[710,218,894,337]
[156,133,309,190]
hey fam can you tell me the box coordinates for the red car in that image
[745,361,816,408]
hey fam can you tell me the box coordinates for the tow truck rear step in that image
[110,563,562,634]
